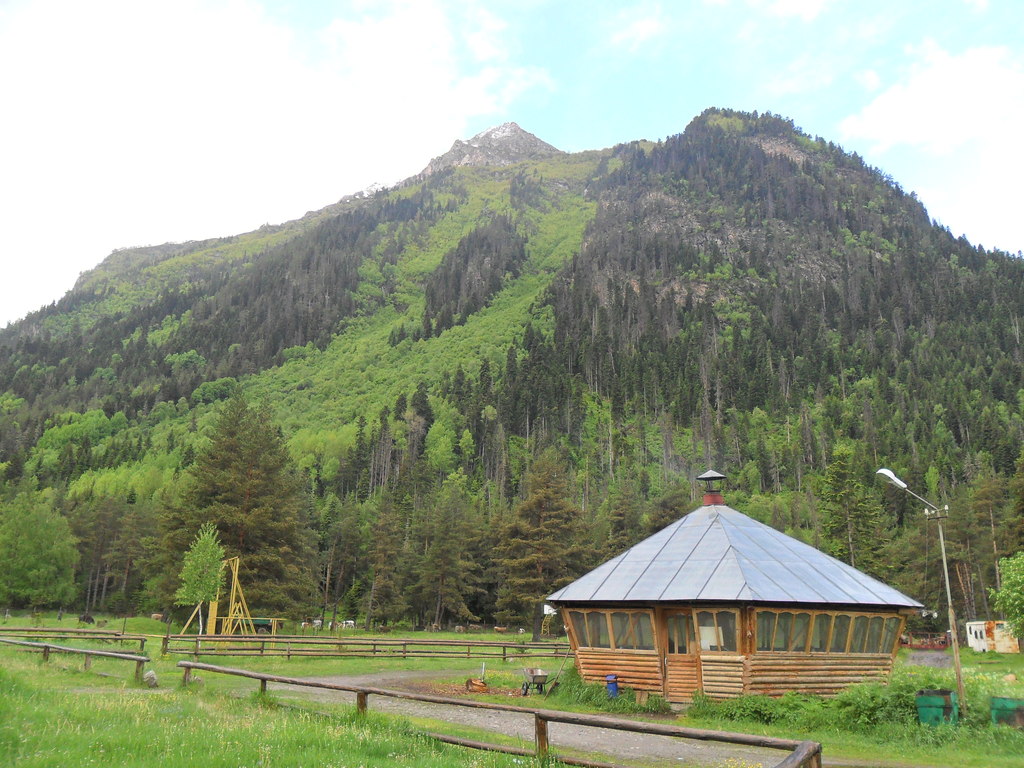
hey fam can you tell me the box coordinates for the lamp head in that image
[876,468,908,489]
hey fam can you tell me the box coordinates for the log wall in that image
[574,649,664,692]
[664,658,701,701]
[700,655,746,699]
[746,653,894,696]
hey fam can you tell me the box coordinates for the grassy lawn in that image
[0,649,555,768]
[3,615,1023,768]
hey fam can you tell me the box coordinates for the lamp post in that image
[876,468,966,712]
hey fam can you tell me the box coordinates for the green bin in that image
[990,697,1024,728]
[915,689,959,726]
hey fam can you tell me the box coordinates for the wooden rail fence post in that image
[83,655,92,671]
[260,679,267,694]
[534,714,548,758]
[356,691,368,714]
[161,636,169,655]
[135,659,145,682]
[42,645,50,663]
[182,666,192,686]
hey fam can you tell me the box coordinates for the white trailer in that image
[965,620,1020,653]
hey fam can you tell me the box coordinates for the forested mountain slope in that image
[1,109,1021,632]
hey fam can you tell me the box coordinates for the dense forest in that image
[1,109,1022,636]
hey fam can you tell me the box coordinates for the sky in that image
[1,0,1021,327]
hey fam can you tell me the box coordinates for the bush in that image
[550,666,671,714]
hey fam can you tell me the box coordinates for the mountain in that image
[419,121,562,176]
[1,108,1021,629]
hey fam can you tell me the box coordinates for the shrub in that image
[551,666,671,714]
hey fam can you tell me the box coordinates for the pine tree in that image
[156,392,316,615]
[494,447,586,639]
[412,470,481,627]
[363,489,408,628]
[819,444,884,574]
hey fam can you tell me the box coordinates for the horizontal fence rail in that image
[0,636,150,681]
[177,661,822,768]
[163,634,570,662]
[0,626,148,650]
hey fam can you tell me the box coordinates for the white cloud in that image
[0,0,550,326]
[854,68,881,92]
[751,0,833,21]
[840,40,1024,252]
[765,52,836,96]
[609,4,667,52]
[841,40,1024,154]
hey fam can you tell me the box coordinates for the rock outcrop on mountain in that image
[420,122,562,176]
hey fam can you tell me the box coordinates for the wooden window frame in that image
[565,608,657,653]
[695,608,739,653]
[755,608,907,655]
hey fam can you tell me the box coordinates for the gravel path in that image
[264,669,788,768]
[905,651,952,668]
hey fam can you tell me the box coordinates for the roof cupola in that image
[697,469,726,506]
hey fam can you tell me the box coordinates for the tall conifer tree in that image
[494,447,586,639]
[156,393,316,615]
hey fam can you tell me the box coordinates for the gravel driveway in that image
[264,669,788,768]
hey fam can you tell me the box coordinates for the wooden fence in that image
[0,636,150,682]
[163,634,570,662]
[0,626,148,652]
[177,660,822,768]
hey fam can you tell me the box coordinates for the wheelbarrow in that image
[521,667,548,696]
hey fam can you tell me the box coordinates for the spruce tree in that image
[363,490,407,628]
[819,444,884,574]
[156,393,316,616]
[412,470,481,627]
[494,447,586,639]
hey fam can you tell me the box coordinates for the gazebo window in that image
[830,614,851,653]
[611,611,655,651]
[849,615,869,653]
[666,613,693,654]
[866,617,884,653]
[586,612,610,647]
[791,613,811,651]
[697,610,737,652]
[881,617,901,653]
[810,614,831,652]
[568,609,655,651]
[771,612,793,651]
[758,609,904,655]
[757,611,813,652]
[756,611,776,652]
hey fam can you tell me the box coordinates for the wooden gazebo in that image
[548,471,922,701]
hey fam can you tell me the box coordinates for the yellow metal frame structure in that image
[181,556,256,635]
[210,557,256,635]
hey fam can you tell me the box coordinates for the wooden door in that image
[661,609,701,701]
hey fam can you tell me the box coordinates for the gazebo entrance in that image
[661,608,700,700]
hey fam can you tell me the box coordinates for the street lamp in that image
[876,468,966,712]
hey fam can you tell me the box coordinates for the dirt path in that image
[263,669,791,768]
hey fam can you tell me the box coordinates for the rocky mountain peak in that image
[420,122,562,176]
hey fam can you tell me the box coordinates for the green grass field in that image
[3,614,1024,768]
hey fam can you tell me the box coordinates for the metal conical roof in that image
[548,504,922,608]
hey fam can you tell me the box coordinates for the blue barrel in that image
[605,674,619,698]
